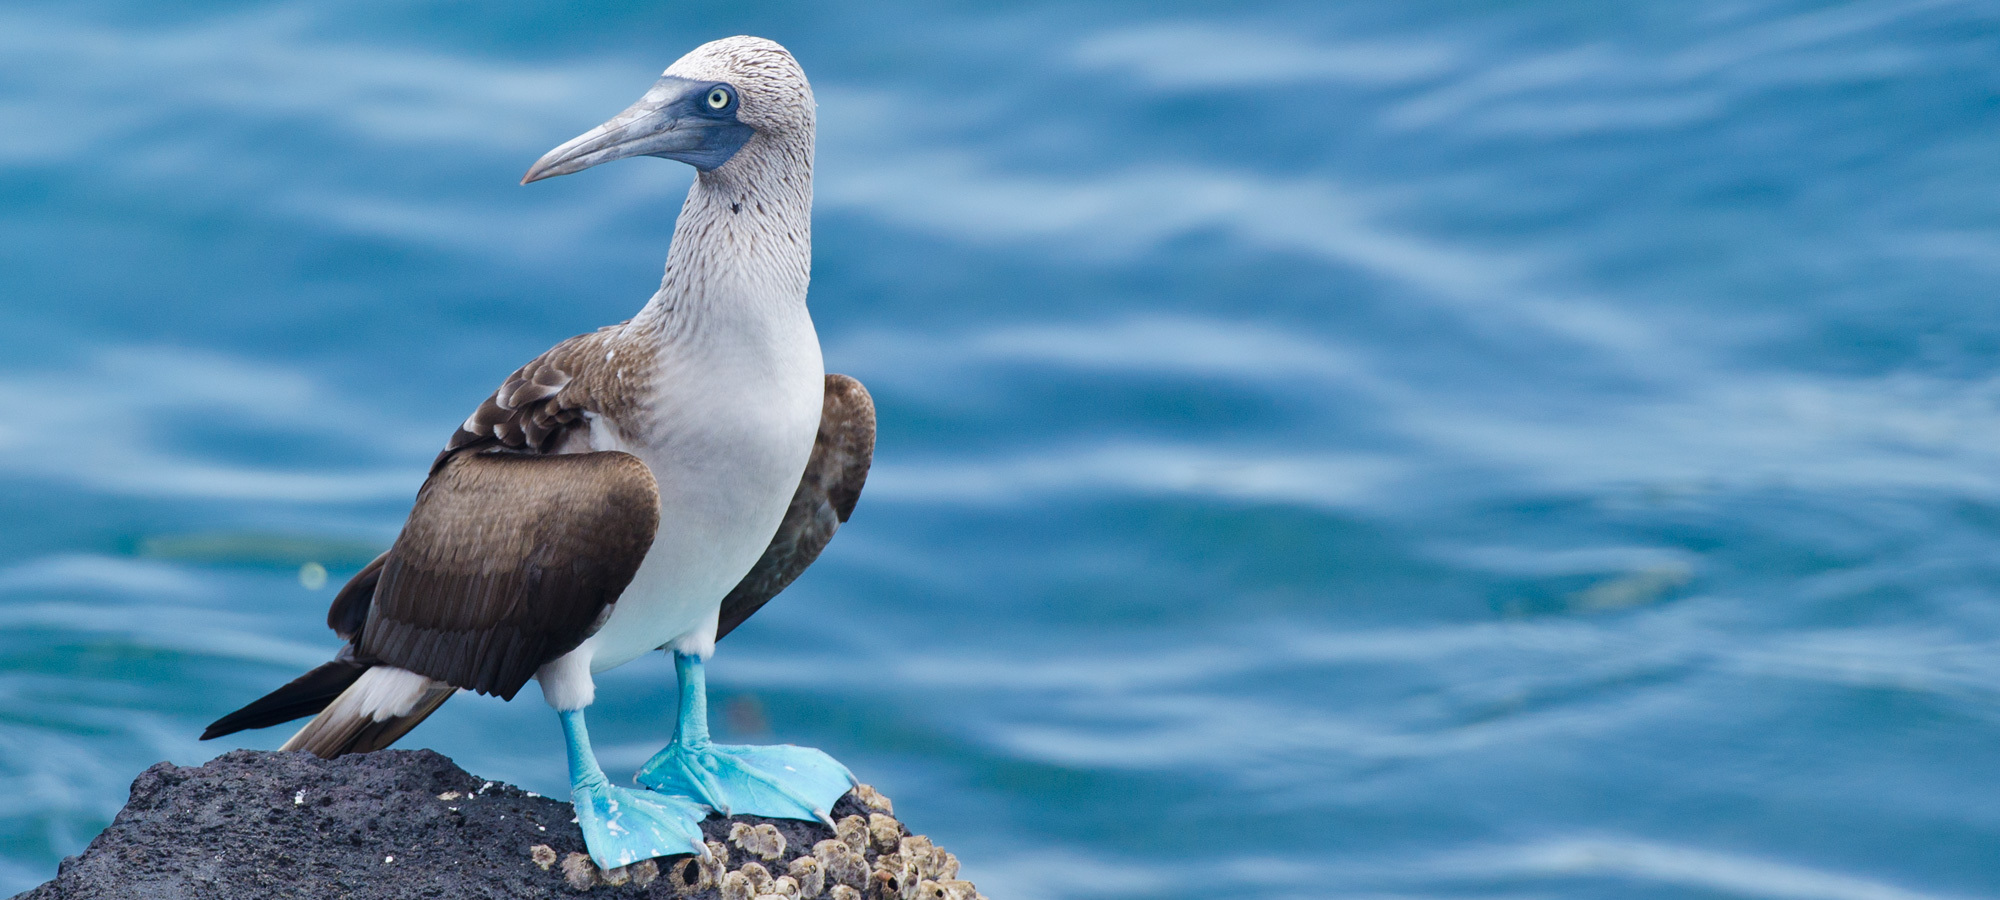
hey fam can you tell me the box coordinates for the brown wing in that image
[329,328,637,639]
[358,451,660,700]
[327,551,387,640]
[717,374,875,640]
[208,335,659,742]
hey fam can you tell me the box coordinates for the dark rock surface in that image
[12,749,982,900]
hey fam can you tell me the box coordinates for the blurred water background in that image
[3,0,1999,897]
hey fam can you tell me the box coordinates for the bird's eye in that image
[706,87,732,110]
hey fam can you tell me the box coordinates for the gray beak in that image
[522,76,753,184]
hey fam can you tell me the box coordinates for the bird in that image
[200,36,874,869]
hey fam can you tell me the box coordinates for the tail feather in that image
[281,667,456,758]
[202,656,369,741]
[339,685,455,755]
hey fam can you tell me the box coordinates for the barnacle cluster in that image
[561,851,660,891]
[714,812,980,900]
[730,822,788,861]
[551,784,985,898]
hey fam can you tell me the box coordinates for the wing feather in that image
[359,451,659,700]
[326,552,386,640]
[439,324,648,468]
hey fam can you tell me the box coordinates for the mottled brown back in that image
[440,324,652,467]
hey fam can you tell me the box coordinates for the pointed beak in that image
[522,76,754,184]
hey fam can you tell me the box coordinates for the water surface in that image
[3,1,2000,897]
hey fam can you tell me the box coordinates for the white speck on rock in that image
[292,790,304,806]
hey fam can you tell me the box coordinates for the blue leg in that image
[636,652,854,824]
[560,708,710,869]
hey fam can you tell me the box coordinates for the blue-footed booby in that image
[202,36,877,869]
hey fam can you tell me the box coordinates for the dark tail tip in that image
[202,657,371,741]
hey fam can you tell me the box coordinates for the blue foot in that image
[638,737,854,824]
[561,709,710,870]
[636,652,854,823]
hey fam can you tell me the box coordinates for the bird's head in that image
[522,36,813,185]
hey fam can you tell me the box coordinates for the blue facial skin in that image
[643,76,754,171]
[520,74,760,184]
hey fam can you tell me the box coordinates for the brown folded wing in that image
[717,374,876,640]
[439,324,649,467]
[358,451,661,700]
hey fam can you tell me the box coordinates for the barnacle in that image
[789,855,826,898]
[669,855,711,893]
[897,837,954,882]
[867,867,898,900]
[930,881,983,900]
[835,815,869,853]
[560,852,597,891]
[814,839,870,889]
[738,861,774,894]
[609,859,658,887]
[727,822,787,860]
[867,814,902,853]
[851,783,893,816]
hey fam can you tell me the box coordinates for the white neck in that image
[633,129,813,339]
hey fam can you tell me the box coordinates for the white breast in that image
[577,299,823,673]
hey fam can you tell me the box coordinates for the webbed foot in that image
[637,738,853,823]
[636,651,854,823]
[560,709,710,869]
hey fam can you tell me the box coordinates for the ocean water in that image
[3,0,2000,896]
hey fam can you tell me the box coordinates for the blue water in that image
[4,1,2000,896]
